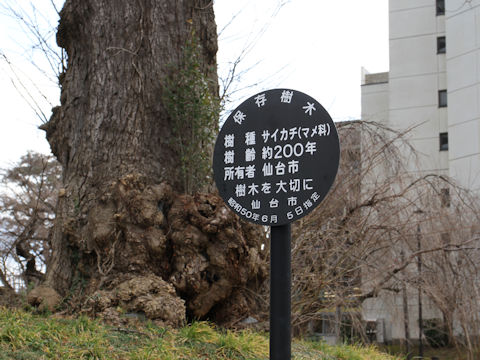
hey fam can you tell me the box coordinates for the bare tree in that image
[270,120,480,357]
[0,0,65,124]
[0,152,60,290]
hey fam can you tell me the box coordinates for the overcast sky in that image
[0,0,389,168]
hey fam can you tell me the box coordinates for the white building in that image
[361,0,480,342]
[362,0,480,192]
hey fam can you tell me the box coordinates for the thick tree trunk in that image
[39,0,267,326]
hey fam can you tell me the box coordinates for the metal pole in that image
[270,224,291,360]
[417,224,424,359]
[401,249,412,360]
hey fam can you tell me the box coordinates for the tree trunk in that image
[39,0,267,326]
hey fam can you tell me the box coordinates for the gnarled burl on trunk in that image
[38,0,267,326]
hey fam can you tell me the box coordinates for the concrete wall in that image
[388,0,449,175]
[446,1,480,191]
[363,290,443,341]
[361,73,389,125]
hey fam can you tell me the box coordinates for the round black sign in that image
[213,89,340,226]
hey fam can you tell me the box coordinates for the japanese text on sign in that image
[213,89,340,226]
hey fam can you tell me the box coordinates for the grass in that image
[380,343,472,360]
[0,307,401,359]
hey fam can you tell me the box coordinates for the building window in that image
[440,188,450,207]
[439,132,448,151]
[436,0,445,15]
[311,314,336,335]
[441,232,451,245]
[438,90,447,107]
[437,36,446,54]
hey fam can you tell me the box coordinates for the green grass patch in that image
[0,307,401,359]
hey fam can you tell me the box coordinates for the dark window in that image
[438,90,447,107]
[440,188,450,207]
[437,0,445,15]
[437,36,446,54]
[441,232,451,245]
[440,132,448,151]
[317,315,335,335]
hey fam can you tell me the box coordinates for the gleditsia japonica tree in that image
[34,0,267,326]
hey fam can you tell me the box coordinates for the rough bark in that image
[39,0,267,326]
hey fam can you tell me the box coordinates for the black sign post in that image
[270,223,291,359]
[213,89,340,359]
